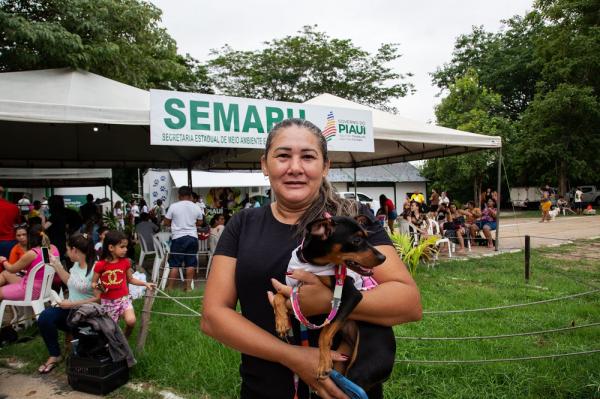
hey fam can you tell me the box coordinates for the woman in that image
[440,191,450,206]
[0,224,59,301]
[44,195,68,260]
[378,194,397,232]
[472,198,497,248]
[7,225,28,268]
[409,200,429,239]
[201,119,421,399]
[429,189,440,218]
[446,203,466,252]
[37,233,98,373]
[114,201,125,231]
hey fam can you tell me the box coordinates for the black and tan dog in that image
[272,215,396,394]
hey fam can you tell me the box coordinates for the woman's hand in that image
[48,255,62,270]
[145,282,156,290]
[281,345,350,399]
[59,300,74,309]
[270,270,333,317]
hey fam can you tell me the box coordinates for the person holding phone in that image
[0,224,59,301]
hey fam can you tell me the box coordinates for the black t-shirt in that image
[214,204,392,399]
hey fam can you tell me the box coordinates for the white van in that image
[337,191,374,209]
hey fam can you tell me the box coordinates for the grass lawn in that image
[1,240,599,398]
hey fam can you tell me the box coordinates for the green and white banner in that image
[150,90,374,152]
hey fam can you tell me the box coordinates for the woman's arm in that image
[59,294,100,309]
[276,246,422,327]
[48,255,70,285]
[2,250,37,273]
[202,255,349,399]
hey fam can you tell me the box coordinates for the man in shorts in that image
[163,186,203,290]
[574,187,583,215]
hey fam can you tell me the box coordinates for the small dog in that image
[549,207,560,221]
[272,215,396,393]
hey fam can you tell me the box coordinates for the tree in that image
[0,0,211,92]
[421,71,515,204]
[519,84,600,195]
[208,25,414,111]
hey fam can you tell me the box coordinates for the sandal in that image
[38,357,62,374]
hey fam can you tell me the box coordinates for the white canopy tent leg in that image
[495,147,502,251]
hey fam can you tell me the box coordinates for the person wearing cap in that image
[0,186,21,258]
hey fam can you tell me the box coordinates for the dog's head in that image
[301,215,386,276]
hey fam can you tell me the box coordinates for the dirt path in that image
[0,366,98,398]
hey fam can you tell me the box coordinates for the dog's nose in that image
[375,252,386,264]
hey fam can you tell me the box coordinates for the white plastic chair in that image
[138,234,156,270]
[427,219,452,259]
[206,233,220,279]
[151,234,165,282]
[197,238,210,276]
[0,262,56,327]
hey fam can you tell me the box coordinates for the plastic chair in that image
[0,262,56,327]
[197,237,210,276]
[427,219,452,260]
[138,234,156,270]
[151,234,165,282]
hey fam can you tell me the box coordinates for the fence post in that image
[136,287,156,353]
[524,235,531,283]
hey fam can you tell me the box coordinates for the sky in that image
[150,0,533,124]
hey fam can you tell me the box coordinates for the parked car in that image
[337,191,374,209]
[565,185,600,206]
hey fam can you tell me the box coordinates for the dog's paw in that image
[316,365,332,380]
[275,317,291,339]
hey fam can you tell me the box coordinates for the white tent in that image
[0,68,501,169]
[169,170,270,188]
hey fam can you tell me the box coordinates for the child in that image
[94,226,109,257]
[92,230,155,337]
[540,194,552,223]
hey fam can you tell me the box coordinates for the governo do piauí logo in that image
[322,111,337,142]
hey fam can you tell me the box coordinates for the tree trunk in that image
[558,160,567,196]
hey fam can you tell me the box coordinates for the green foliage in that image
[208,25,414,112]
[431,0,600,194]
[390,232,438,275]
[422,71,515,203]
[102,208,118,230]
[0,0,211,92]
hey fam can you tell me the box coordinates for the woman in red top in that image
[92,230,155,337]
[378,194,397,232]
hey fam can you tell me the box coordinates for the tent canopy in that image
[169,170,270,188]
[0,69,501,169]
[0,168,112,188]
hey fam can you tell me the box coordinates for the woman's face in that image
[487,199,495,208]
[410,202,419,212]
[66,245,79,262]
[16,229,27,245]
[261,126,329,208]
[450,204,457,213]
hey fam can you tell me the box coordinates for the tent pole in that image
[353,166,357,197]
[187,162,193,189]
[109,178,114,214]
[495,147,502,252]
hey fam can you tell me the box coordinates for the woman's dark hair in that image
[68,233,96,276]
[379,194,388,209]
[114,200,122,209]
[100,230,128,261]
[487,198,497,208]
[48,195,65,214]
[265,118,357,236]
[140,199,147,208]
[210,214,224,228]
[27,224,50,249]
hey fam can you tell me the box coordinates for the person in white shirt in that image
[163,186,203,290]
[17,194,31,217]
[574,187,583,215]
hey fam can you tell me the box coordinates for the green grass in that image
[2,240,599,398]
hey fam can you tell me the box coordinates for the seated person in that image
[459,201,482,246]
[94,226,109,256]
[471,198,497,248]
[6,225,28,272]
[409,200,429,238]
[445,203,466,252]
[135,212,159,252]
[0,224,59,301]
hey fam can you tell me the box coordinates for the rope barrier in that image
[147,294,204,300]
[395,321,600,340]
[153,288,202,317]
[141,310,200,317]
[394,348,600,364]
[423,288,600,315]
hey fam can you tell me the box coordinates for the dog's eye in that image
[352,237,362,246]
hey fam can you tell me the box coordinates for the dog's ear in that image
[355,214,374,228]
[307,218,335,241]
